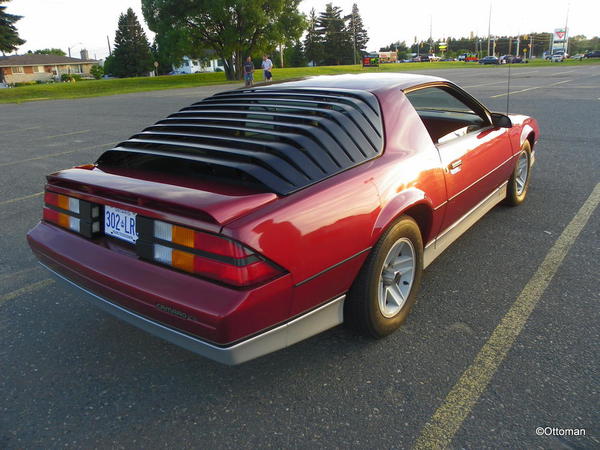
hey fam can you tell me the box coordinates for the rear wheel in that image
[505,140,532,206]
[346,216,423,338]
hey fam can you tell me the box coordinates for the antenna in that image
[506,60,511,114]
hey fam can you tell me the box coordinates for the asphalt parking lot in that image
[1,64,599,448]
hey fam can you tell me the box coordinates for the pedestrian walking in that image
[243,56,255,87]
[262,55,273,83]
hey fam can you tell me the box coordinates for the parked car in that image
[412,55,431,62]
[479,56,500,65]
[458,53,479,62]
[570,54,585,60]
[499,54,527,64]
[552,51,566,62]
[584,50,600,58]
[27,73,539,365]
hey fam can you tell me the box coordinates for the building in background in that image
[171,56,224,74]
[0,51,98,84]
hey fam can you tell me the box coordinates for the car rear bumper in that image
[27,221,346,364]
[41,261,344,365]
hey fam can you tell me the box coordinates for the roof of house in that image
[0,54,98,67]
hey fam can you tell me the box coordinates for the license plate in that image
[104,205,138,244]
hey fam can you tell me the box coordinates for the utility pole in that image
[107,35,112,55]
[530,34,534,58]
[564,1,570,55]
[429,15,433,54]
[352,10,357,65]
[487,2,492,56]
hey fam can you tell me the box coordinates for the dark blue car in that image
[479,56,500,65]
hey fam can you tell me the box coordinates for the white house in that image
[172,56,224,74]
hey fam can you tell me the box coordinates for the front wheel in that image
[505,140,532,206]
[345,216,423,338]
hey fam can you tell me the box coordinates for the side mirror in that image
[491,112,513,128]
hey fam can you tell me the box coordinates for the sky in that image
[5,0,600,60]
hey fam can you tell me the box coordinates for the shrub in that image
[90,65,104,79]
[14,81,37,87]
[214,67,223,72]
[60,73,82,82]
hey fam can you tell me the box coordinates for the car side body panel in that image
[25,73,540,364]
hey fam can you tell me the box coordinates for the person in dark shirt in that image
[243,56,255,87]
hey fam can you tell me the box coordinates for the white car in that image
[552,52,566,62]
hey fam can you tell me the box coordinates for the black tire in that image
[345,216,424,338]
[505,140,532,206]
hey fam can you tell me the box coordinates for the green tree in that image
[379,41,408,60]
[0,0,25,55]
[111,8,154,77]
[151,28,193,74]
[303,8,322,66]
[142,0,305,81]
[90,64,104,79]
[286,40,306,67]
[317,3,352,66]
[346,3,368,64]
[31,48,66,56]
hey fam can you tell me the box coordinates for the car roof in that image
[253,73,448,95]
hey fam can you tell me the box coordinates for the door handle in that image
[448,159,462,173]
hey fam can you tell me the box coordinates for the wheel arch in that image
[519,124,536,149]
[372,188,435,247]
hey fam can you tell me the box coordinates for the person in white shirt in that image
[262,55,273,83]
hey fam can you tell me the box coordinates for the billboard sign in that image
[553,28,567,43]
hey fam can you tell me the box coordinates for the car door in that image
[405,84,514,232]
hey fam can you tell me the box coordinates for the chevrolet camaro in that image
[27,73,539,364]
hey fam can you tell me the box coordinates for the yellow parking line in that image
[43,130,90,140]
[552,69,575,76]
[0,141,118,168]
[0,266,40,282]
[0,191,43,206]
[463,80,509,88]
[414,182,600,450]
[0,279,54,307]
[512,70,538,75]
[0,126,41,135]
[490,79,571,98]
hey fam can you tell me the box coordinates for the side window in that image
[405,86,490,144]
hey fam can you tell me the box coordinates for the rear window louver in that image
[96,87,384,195]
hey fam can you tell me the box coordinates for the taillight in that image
[136,218,284,287]
[43,191,100,238]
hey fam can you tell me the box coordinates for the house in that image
[172,56,224,74]
[0,53,98,84]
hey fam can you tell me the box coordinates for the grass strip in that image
[1,59,598,104]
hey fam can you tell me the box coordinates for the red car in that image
[27,73,539,364]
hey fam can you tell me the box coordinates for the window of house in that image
[11,66,24,74]
[32,66,43,73]
[71,65,83,73]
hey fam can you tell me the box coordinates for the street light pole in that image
[352,10,357,65]
[564,0,570,55]
[487,2,492,56]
